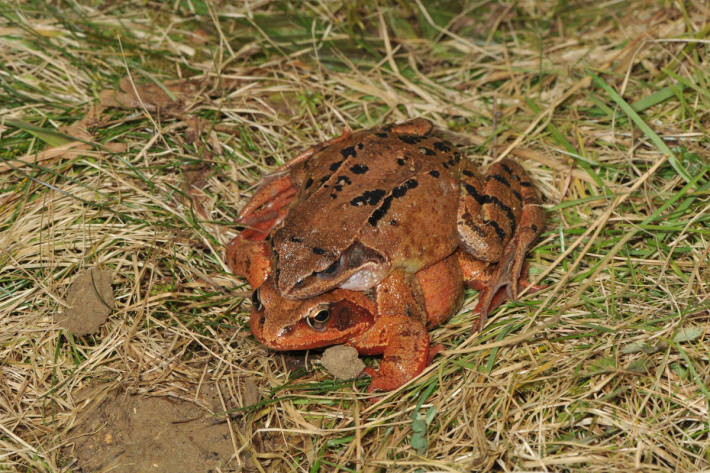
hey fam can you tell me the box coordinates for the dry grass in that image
[1,1,709,472]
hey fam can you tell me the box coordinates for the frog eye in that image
[316,259,341,278]
[305,307,331,331]
[250,289,264,312]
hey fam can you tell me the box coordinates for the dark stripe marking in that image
[369,179,418,226]
[329,160,344,172]
[464,183,486,205]
[484,219,506,241]
[487,195,516,226]
[487,173,510,188]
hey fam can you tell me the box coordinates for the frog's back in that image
[273,123,463,295]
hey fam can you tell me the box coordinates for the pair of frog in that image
[226,119,545,392]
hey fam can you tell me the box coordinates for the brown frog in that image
[226,119,545,389]
[227,118,544,322]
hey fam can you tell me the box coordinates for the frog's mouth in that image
[279,241,390,299]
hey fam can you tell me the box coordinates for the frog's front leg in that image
[225,238,272,289]
[226,174,297,288]
[234,174,297,242]
[457,159,545,327]
[349,313,431,392]
[350,257,462,392]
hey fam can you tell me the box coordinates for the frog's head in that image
[271,226,391,299]
[249,278,376,351]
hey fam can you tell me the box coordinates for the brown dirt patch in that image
[66,390,239,473]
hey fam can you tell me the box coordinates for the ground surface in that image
[1,1,708,472]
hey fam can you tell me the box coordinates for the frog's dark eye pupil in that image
[324,260,340,274]
[251,289,264,311]
[316,259,341,279]
[306,307,331,330]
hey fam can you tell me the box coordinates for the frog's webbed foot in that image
[471,216,545,332]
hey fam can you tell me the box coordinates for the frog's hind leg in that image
[457,159,545,329]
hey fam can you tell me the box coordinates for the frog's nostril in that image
[279,325,295,337]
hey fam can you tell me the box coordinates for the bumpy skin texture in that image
[227,119,545,391]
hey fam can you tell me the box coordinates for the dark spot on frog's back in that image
[429,170,440,178]
[305,177,314,189]
[397,158,406,166]
[375,132,388,138]
[289,236,303,243]
[418,147,435,156]
[368,179,418,227]
[340,146,357,159]
[329,160,344,172]
[350,164,368,174]
[433,141,452,152]
[351,188,386,206]
[391,179,418,197]
[398,134,422,145]
[312,247,326,255]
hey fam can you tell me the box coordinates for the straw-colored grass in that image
[1,1,708,472]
